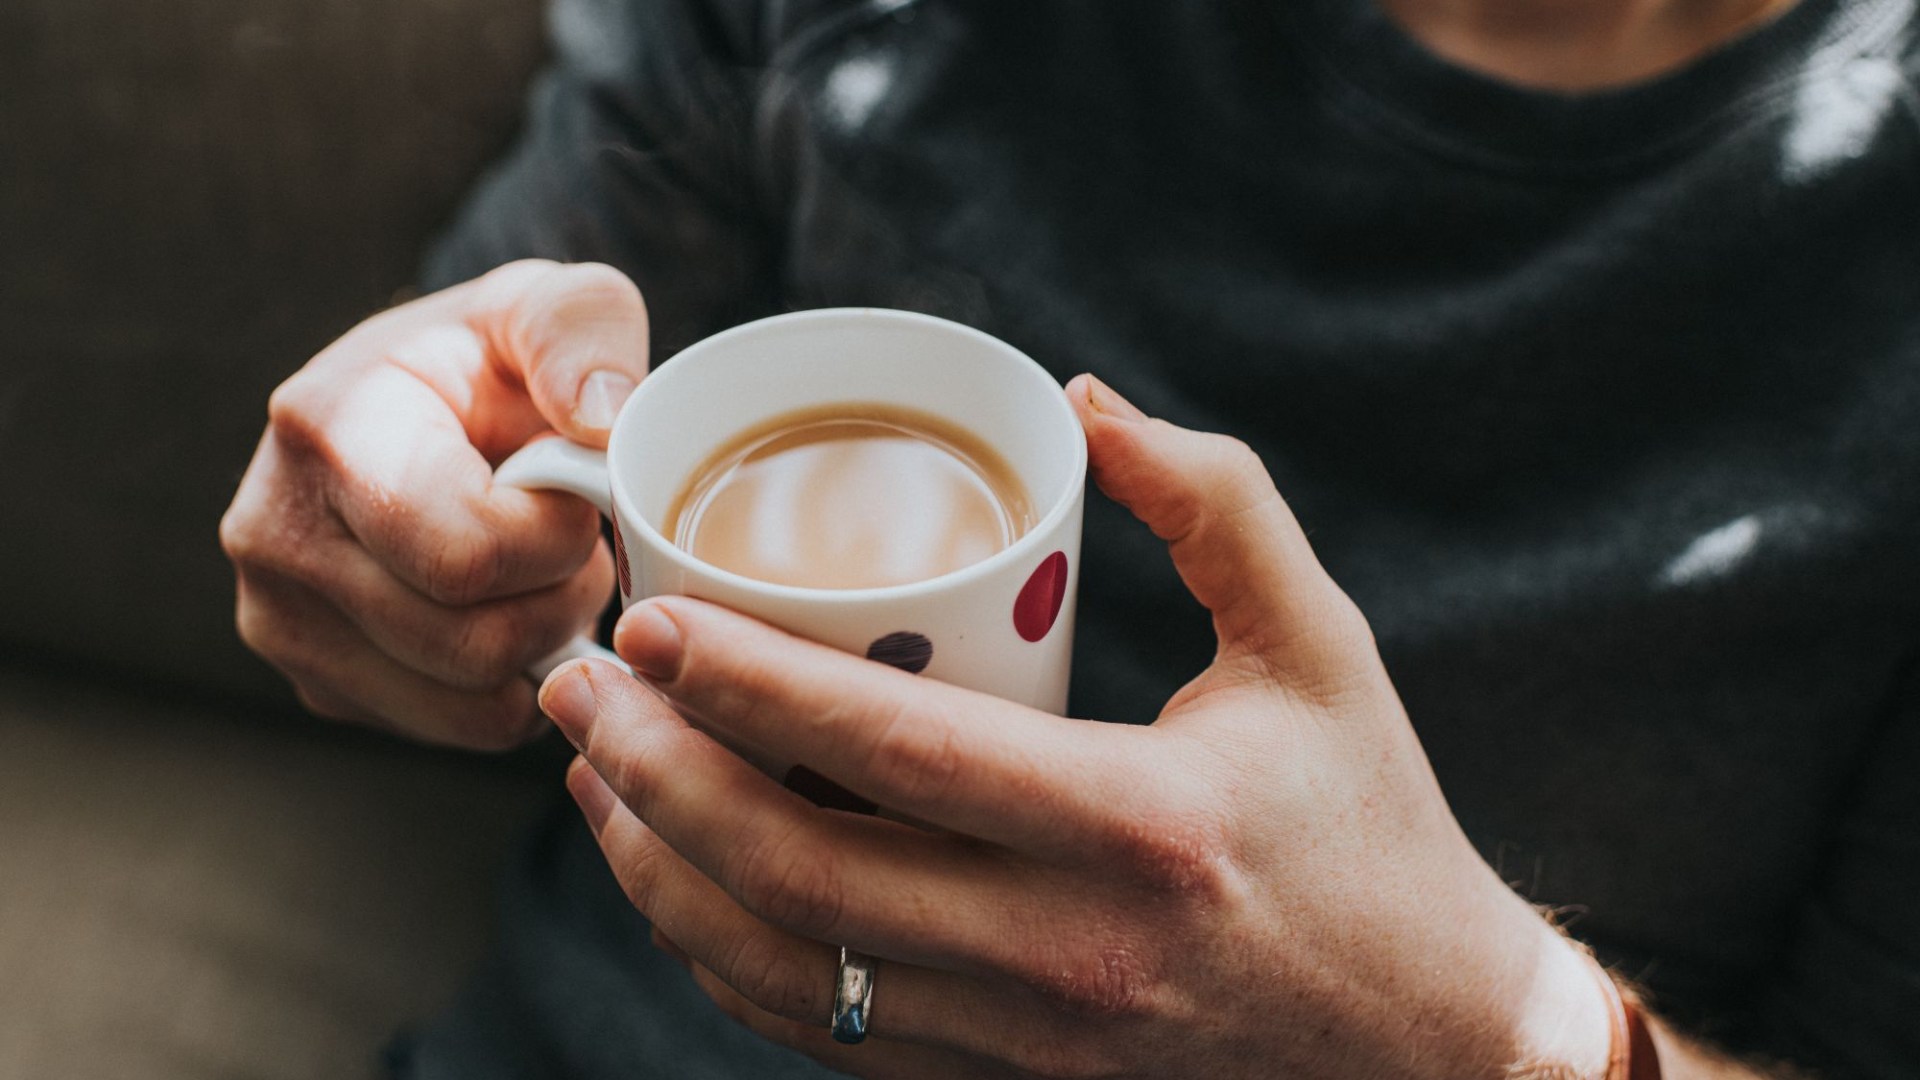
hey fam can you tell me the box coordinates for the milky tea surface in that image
[666,403,1035,590]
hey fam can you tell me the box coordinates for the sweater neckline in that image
[1288,0,1904,174]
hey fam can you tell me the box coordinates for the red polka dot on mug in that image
[1013,551,1068,642]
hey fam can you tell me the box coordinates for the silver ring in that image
[830,947,877,1044]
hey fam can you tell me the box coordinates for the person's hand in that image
[539,375,1617,1078]
[221,260,646,749]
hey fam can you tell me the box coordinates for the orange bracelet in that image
[1584,951,1662,1080]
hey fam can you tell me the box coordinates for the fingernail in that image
[539,662,597,749]
[566,756,617,834]
[574,370,636,431]
[618,602,683,682]
[1086,375,1147,423]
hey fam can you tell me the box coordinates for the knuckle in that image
[1147,433,1274,545]
[420,530,504,605]
[1205,435,1277,507]
[1213,433,1264,475]
[609,835,674,915]
[1196,431,1259,477]
[595,736,662,814]
[732,828,845,937]
[264,378,330,458]
[1326,590,1376,650]
[1105,802,1235,902]
[221,503,323,582]
[857,707,963,807]
[694,644,782,731]
[509,262,648,364]
[470,259,563,306]
[1019,940,1161,1022]
[724,937,820,1023]
[218,505,256,562]
[1280,589,1384,705]
[489,257,563,280]
[556,261,646,310]
[441,606,532,688]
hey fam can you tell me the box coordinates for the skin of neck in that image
[1375,0,1803,91]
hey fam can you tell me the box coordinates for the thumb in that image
[1067,374,1370,685]
[470,260,651,447]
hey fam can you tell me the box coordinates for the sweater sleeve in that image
[421,0,779,357]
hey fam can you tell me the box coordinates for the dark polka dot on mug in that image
[865,631,933,674]
[783,765,877,815]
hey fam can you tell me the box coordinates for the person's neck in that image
[1374,0,1803,91]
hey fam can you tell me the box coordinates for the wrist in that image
[1501,925,1617,1080]
[1381,871,1617,1080]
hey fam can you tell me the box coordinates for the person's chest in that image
[749,0,1920,1021]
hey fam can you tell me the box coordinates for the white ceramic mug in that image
[495,308,1087,715]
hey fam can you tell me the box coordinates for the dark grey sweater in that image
[400,1,1920,1076]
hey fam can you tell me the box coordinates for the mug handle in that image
[495,438,632,681]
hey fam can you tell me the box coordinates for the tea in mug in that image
[666,403,1034,589]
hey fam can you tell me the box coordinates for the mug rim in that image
[604,307,1089,604]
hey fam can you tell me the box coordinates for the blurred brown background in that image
[0,2,569,1076]
[1,0,544,701]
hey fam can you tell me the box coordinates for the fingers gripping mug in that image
[495,308,1088,717]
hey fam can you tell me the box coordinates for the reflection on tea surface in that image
[668,404,1034,590]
